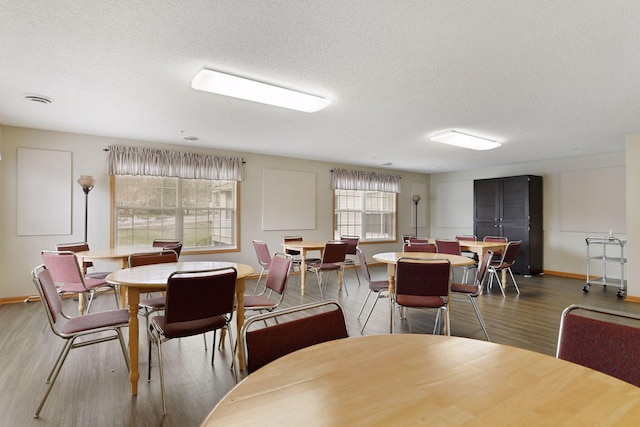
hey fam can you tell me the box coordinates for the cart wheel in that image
[617,290,625,298]
[583,284,590,293]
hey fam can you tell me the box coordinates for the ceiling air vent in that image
[183,136,199,142]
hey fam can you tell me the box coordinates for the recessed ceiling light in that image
[191,69,331,113]
[24,94,53,104]
[430,130,501,151]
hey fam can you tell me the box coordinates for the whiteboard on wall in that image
[17,147,72,235]
[436,180,472,228]
[262,168,316,230]
[560,167,626,233]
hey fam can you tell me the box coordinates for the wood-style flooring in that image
[2,265,640,427]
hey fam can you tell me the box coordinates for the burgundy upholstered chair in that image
[557,304,640,387]
[55,242,112,279]
[340,235,361,285]
[252,240,273,291]
[356,247,390,333]
[392,257,452,335]
[403,242,437,253]
[307,241,349,298]
[486,240,522,296]
[148,267,237,415]
[451,250,493,341]
[241,300,348,374]
[31,264,130,418]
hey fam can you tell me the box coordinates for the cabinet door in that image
[501,223,530,274]
[474,179,500,222]
[474,222,500,241]
[501,176,530,222]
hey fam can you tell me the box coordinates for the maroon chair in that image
[557,304,640,387]
[41,250,118,314]
[244,253,292,314]
[31,264,130,418]
[487,240,522,296]
[356,248,390,333]
[436,238,472,283]
[340,235,361,285]
[403,242,437,253]
[451,250,493,341]
[307,241,349,299]
[252,240,273,291]
[148,267,237,415]
[152,239,182,257]
[408,237,430,244]
[241,300,348,374]
[55,242,112,279]
[392,257,451,335]
[483,235,508,261]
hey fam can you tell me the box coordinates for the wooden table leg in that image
[78,293,86,315]
[127,288,140,395]
[387,264,395,333]
[300,250,308,295]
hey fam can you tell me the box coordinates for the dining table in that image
[105,260,253,396]
[281,240,340,295]
[201,334,640,426]
[75,246,167,310]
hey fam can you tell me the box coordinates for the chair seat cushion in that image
[451,282,476,294]
[243,295,276,308]
[370,280,390,292]
[308,262,341,271]
[153,315,228,339]
[139,297,166,310]
[85,271,111,280]
[58,282,91,293]
[396,294,446,308]
[60,308,129,334]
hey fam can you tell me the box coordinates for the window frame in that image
[110,175,241,253]
[333,189,397,243]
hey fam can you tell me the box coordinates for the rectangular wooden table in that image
[105,261,253,395]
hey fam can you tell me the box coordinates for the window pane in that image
[334,189,396,242]
[113,176,238,250]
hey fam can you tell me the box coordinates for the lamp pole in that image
[77,175,95,243]
[412,194,421,237]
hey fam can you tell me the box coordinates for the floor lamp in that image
[77,175,95,243]
[412,194,421,237]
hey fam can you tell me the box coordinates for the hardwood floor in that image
[2,266,640,426]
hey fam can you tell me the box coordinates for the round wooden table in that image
[106,261,253,395]
[202,334,640,426]
[281,240,329,295]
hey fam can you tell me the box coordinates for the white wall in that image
[0,126,429,299]
[430,151,628,282]
[626,133,640,300]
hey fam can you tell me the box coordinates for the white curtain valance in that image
[107,145,243,181]
[330,168,401,193]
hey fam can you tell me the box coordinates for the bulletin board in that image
[262,168,316,230]
[560,166,626,233]
[17,147,72,235]
[435,180,472,228]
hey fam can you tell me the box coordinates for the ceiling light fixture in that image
[430,130,501,151]
[191,69,330,113]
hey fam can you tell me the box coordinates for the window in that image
[334,189,396,242]
[113,175,238,250]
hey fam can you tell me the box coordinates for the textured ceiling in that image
[1,1,639,173]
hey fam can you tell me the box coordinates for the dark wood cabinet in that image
[474,175,543,275]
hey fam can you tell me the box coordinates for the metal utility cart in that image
[584,236,627,298]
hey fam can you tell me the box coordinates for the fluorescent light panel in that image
[430,130,501,151]
[191,69,330,113]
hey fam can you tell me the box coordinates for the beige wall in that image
[0,126,429,299]
[626,134,640,299]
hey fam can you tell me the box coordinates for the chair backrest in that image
[283,235,303,256]
[41,250,86,289]
[483,236,508,243]
[455,235,477,242]
[163,267,237,339]
[499,240,522,266]
[395,257,451,299]
[56,241,95,270]
[402,234,416,242]
[162,243,182,257]
[321,241,348,264]
[435,239,461,255]
[408,237,430,244]
[252,240,272,268]
[403,242,437,253]
[356,247,372,283]
[32,264,64,329]
[152,239,182,256]
[241,300,348,374]
[340,235,359,255]
[128,250,178,268]
[475,250,493,287]
[264,253,292,295]
[557,304,640,387]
